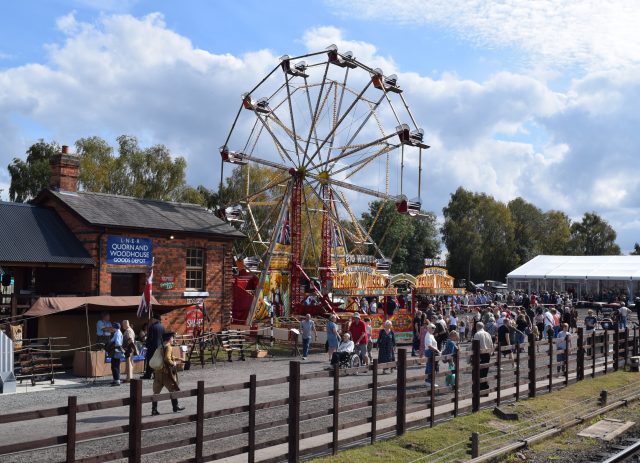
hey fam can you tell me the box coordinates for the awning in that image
[24,295,164,317]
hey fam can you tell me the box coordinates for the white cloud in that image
[327,0,640,71]
[1,15,640,249]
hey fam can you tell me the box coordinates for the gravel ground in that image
[1,348,420,463]
[1,308,634,463]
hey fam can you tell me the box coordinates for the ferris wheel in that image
[219,45,429,324]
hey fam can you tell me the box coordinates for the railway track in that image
[597,438,640,463]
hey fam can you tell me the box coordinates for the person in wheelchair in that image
[330,333,355,366]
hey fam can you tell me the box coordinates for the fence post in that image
[604,331,608,375]
[564,335,570,387]
[471,432,480,458]
[288,361,300,463]
[429,352,435,428]
[548,336,553,392]
[453,347,460,416]
[515,341,521,401]
[496,337,501,406]
[614,325,620,371]
[66,396,77,463]
[248,376,256,463]
[528,333,536,398]
[592,331,596,378]
[472,339,480,412]
[625,327,630,368]
[128,379,142,463]
[332,364,340,455]
[577,328,584,381]
[396,348,407,436]
[371,359,378,444]
[634,325,639,356]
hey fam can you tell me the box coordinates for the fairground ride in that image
[218,45,429,326]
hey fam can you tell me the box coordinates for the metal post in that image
[396,349,407,435]
[471,432,480,458]
[288,362,300,463]
[128,379,142,463]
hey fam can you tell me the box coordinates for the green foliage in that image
[76,135,187,201]
[8,140,60,202]
[361,200,439,274]
[568,212,621,255]
[631,243,640,255]
[442,187,517,282]
[540,210,572,254]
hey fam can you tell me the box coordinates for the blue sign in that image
[106,236,153,265]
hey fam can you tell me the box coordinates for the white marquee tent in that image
[507,255,640,298]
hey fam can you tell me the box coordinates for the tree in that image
[540,210,571,255]
[568,212,621,255]
[76,135,187,201]
[8,140,60,202]
[442,187,517,283]
[508,197,544,265]
[631,243,640,255]
[361,200,439,274]
[441,188,483,283]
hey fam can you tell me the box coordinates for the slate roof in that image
[41,190,244,238]
[0,201,95,266]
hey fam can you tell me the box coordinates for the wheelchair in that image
[331,351,362,370]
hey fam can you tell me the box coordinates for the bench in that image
[217,330,249,361]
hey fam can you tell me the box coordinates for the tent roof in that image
[507,255,640,280]
[23,295,165,317]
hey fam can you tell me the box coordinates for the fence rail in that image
[1,325,639,463]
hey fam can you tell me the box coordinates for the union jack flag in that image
[137,262,153,318]
[278,216,291,245]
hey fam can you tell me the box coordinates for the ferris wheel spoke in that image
[326,94,386,171]
[333,189,387,260]
[306,171,399,202]
[317,132,398,172]
[253,112,298,167]
[245,62,282,97]
[302,61,331,168]
[247,180,293,325]
[301,188,320,268]
[284,72,302,166]
[325,67,350,164]
[333,144,398,178]
[302,76,322,166]
[303,79,372,171]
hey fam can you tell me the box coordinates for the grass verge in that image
[310,371,639,463]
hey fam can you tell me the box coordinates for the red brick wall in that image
[49,155,79,192]
[37,194,236,333]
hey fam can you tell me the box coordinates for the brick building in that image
[1,146,243,337]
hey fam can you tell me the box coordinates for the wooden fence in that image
[1,325,639,463]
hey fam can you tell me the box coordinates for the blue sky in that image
[1,0,640,252]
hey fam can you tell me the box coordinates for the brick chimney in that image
[49,145,80,192]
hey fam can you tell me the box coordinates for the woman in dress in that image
[377,320,396,374]
[326,314,340,361]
